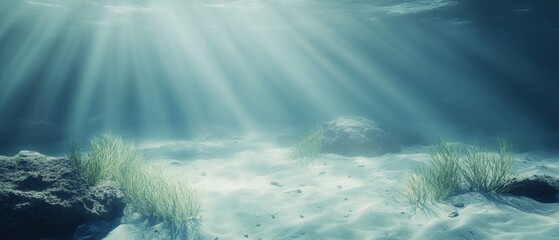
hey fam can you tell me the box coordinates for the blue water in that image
[1,0,558,153]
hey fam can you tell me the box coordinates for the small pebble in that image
[344,198,348,201]
[270,181,283,187]
[300,215,304,218]
[358,165,365,167]
[337,185,343,189]
[454,202,464,208]
[243,234,248,238]
[319,171,327,175]
[448,211,459,218]
[284,188,302,193]
[256,224,261,227]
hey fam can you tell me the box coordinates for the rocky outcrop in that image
[0,151,125,239]
[319,116,400,157]
[504,175,559,203]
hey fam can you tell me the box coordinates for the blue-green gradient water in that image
[1,0,558,152]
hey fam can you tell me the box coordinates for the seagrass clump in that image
[67,133,200,239]
[403,139,514,208]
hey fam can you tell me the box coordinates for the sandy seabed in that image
[112,137,559,240]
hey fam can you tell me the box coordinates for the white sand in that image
[129,138,559,240]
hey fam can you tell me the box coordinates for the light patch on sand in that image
[131,138,559,239]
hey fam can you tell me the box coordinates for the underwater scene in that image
[1,0,559,239]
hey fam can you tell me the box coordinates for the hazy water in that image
[1,0,558,152]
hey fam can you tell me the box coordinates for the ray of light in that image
[1,0,551,141]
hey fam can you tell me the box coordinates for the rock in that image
[320,116,400,157]
[72,218,121,240]
[270,181,283,187]
[0,118,65,147]
[504,175,559,203]
[85,181,126,218]
[454,202,465,208]
[448,211,459,218]
[284,188,302,194]
[0,151,125,239]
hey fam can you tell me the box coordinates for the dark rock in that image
[270,181,283,187]
[0,119,65,147]
[448,211,459,218]
[454,202,465,208]
[0,151,125,239]
[72,218,122,240]
[85,181,126,218]
[320,116,401,157]
[504,175,559,203]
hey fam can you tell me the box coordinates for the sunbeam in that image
[2,1,559,239]
[1,0,558,144]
